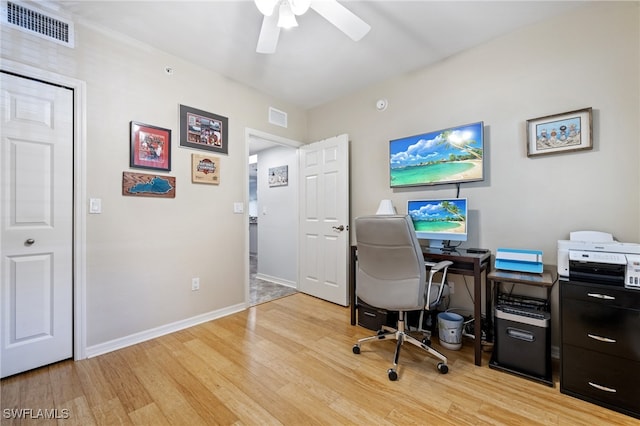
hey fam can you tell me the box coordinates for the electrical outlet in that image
[448,281,455,294]
[192,277,200,291]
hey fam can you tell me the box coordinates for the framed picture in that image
[122,171,176,198]
[526,107,593,157]
[191,154,220,185]
[130,121,171,171]
[179,104,228,154]
[268,165,288,187]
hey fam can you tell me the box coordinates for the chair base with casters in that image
[352,310,448,381]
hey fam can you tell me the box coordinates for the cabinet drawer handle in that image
[587,333,616,343]
[588,382,617,393]
[587,292,615,300]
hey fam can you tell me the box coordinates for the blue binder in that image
[495,248,543,273]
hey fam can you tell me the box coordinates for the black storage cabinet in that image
[560,280,640,419]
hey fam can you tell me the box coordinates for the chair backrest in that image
[355,215,426,311]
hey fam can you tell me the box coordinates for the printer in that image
[557,230,640,289]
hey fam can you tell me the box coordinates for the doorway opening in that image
[246,129,303,306]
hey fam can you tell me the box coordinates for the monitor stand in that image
[429,240,457,252]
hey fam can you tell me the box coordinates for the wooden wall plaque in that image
[122,171,176,198]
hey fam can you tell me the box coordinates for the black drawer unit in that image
[562,345,640,416]
[562,297,640,360]
[356,298,397,331]
[560,280,640,419]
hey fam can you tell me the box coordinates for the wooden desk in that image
[349,245,492,366]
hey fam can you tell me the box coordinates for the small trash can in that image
[438,312,464,350]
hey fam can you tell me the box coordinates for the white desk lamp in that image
[376,199,396,215]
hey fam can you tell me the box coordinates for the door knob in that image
[332,225,345,232]
[25,238,35,246]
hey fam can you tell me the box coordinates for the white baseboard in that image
[255,273,297,289]
[85,303,246,358]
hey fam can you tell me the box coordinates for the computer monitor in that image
[407,198,468,250]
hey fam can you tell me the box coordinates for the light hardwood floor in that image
[1,293,636,425]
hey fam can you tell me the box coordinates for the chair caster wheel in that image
[437,363,449,374]
[352,345,360,354]
[387,369,398,381]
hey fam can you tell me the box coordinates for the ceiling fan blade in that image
[254,0,279,16]
[256,13,281,54]
[310,0,371,41]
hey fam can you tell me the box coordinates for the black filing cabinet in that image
[560,280,640,419]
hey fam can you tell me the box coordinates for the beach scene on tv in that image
[408,199,467,235]
[390,122,483,187]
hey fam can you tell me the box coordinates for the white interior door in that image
[1,72,74,378]
[298,134,349,306]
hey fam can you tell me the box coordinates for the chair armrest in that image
[426,260,453,273]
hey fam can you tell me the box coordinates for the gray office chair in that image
[352,215,451,380]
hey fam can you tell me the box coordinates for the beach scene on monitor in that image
[390,122,483,187]
[408,199,467,236]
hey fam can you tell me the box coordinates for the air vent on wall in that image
[268,107,288,128]
[2,1,74,47]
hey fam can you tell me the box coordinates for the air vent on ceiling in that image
[269,107,288,128]
[2,1,74,48]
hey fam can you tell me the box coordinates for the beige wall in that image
[309,1,640,253]
[1,18,307,348]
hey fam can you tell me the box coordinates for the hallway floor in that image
[249,254,297,305]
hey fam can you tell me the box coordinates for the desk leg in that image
[474,264,482,366]
[350,246,357,326]
[487,279,495,343]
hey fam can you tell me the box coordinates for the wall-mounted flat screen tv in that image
[389,121,484,187]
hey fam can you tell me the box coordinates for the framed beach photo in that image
[526,107,592,157]
[389,121,484,188]
[179,104,228,154]
[130,121,171,171]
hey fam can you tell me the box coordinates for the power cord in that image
[463,275,474,304]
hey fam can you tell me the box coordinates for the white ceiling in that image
[54,0,590,110]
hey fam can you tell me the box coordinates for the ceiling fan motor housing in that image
[255,0,371,54]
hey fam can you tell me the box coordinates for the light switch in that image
[233,202,244,213]
[89,198,102,214]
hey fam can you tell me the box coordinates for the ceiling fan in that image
[254,0,371,54]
